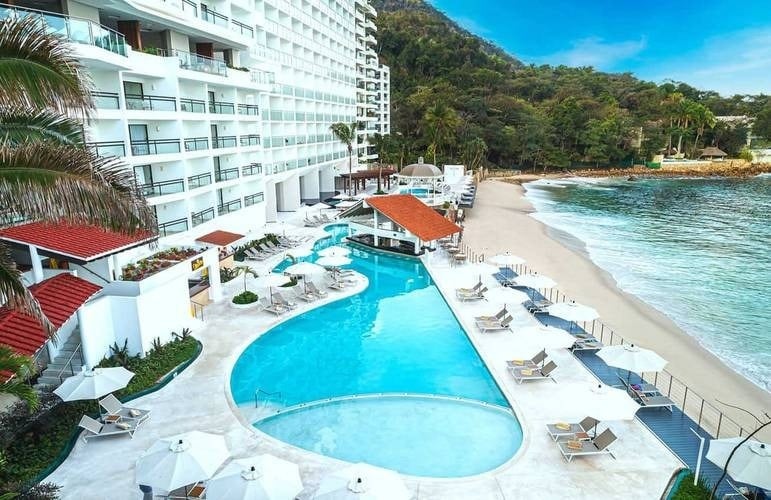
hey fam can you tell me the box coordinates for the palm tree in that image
[0,345,38,410]
[330,122,357,196]
[423,102,460,165]
[0,17,156,403]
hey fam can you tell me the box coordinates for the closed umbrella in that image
[313,463,411,500]
[706,438,771,491]
[206,455,303,500]
[135,431,228,493]
[54,366,134,403]
[597,344,667,382]
[318,246,351,258]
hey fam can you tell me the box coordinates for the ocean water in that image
[524,176,771,390]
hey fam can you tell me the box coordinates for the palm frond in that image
[0,108,85,146]
[0,16,92,114]
[0,142,157,232]
[0,245,54,336]
[0,344,34,375]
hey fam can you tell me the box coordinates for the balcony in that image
[188,172,212,189]
[241,163,262,176]
[130,139,181,156]
[231,19,253,38]
[217,199,242,215]
[158,217,189,237]
[0,4,128,57]
[201,8,228,28]
[191,207,215,227]
[239,134,260,147]
[88,141,125,157]
[93,91,119,109]
[215,167,240,182]
[139,178,184,197]
[125,94,177,112]
[244,192,265,206]
[184,137,210,152]
[209,101,235,114]
[180,98,206,113]
[237,104,259,116]
[212,136,237,149]
[175,49,227,77]
[182,0,198,16]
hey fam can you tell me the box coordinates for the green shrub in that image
[739,147,754,162]
[232,290,259,304]
[220,267,240,283]
[671,473,712,500]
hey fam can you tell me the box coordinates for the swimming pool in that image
[398,187,433,198]
[230,225,523,477]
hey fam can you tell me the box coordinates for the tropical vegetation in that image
[371,0,769,170]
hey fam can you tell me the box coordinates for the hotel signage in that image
[191,256,204,271]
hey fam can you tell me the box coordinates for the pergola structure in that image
[338,168,396,195]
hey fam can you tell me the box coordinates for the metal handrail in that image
[190,300,204,321]
[56,343,82,384]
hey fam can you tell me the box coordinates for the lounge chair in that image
[328,280,347,291]
[546,416,599,441]
[474,308,507,322]
[78,415,138,442]
[557,428,617,462]
[476,315,513,333]
[244,248,267,261]
[635,393,675,412]
[571,335,603,351]
[293,286,317,302]
[524,299,552,314]
[455,282,482,295]
[272,292,297,309]
[261,297,287,315]
[509,360,557,384]
[306,281,329,298]
[99,394,150,423]
[455,286,488,301]
[506,349,547,370]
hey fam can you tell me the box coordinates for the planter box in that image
[230,298,261,310]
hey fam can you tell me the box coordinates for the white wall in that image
[46,315,79,360]
[135,276,194,354]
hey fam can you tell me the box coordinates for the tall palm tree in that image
[423,102,460,165]
[0,17,156,403]
[330,121,357,196]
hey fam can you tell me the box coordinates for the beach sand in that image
[463,179,771,437]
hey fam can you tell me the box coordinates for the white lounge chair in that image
[455,282,482,295]
[557,428,617,462]
[261,297,287,315]
[293,286,317,302]
[99,394,150,423]
[475,308,507,322]
[272,291,298,309]
[546,416,599,441]
[476,315,513,333]
[456,286,488,301]
[306,281,329,298]
[506,349,547,370]
[78,414,138,442]
[509,360,558,384]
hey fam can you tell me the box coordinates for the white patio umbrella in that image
[484,287,530,308]
[286,248,313,259]
[285,262,328,294]
[517,325,577,350]
[318,246,351,258]
[546,300,599,332]
[317,255,352,268]
[513,273,557,291]
[54,366,134,402]
[706,438,771,491]
[488,252,525,267]
[566,384,640,435]
[264,272,291,303]
[312,463,411,500]
[597,344,668,382]
[206,455,303,500]
[135,431,228,493]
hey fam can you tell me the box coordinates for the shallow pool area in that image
[398,187,434,198]
[230,225,523,477]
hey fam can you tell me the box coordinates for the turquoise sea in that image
[524,175,771,391]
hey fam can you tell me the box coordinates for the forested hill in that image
[370,0,769,170]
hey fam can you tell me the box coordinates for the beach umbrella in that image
[287,248,312,260]
[513,273,557,292]
[597,344,667,382]
[318,246,351,258]
[264,273,290,303]
[206,455,303,500]
[54,366,134,403]
[285,262,327,294]
[317,255,352,268]
[546,300,599,332]
[312,463,411,500]
[485,287,530,307]
[135,431,228,493]
[706,438,771,491]
[517,325,577,350]
[488,252,525,268]
[565,384,640,435]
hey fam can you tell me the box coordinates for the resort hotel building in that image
[0,0,389,382]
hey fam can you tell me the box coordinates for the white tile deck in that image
[46,223,682,499]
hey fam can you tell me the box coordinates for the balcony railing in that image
[93,91,119,109]
[241,163,262,176]
[215,167,239,182]
[139,178,184,197]
[0,4,128,56]
[158,217,189,237]
[231,19,253,38]
[125,94,177,112]
[244,192,265,206]
[201,8,228,27]
[237,104,259,116]
[180,98,206,113]
[212,136,237,149]
[217,199,242,215]
[191,207,215,227]
[175,49,227,76]
[209,101,235,114]
[130,139,181,156]
[239,134,261,147]
[184,137,209,152]
[182,0,198,16]
[187,172,212,189]
[88,141,125,157]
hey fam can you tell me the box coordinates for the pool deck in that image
[47,221,681,499]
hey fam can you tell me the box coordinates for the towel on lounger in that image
[555,422,571,431]
[129,409,141,417]
[115,422,131,430]
[566,440,583,450]
[510,359,524,365]
[520,369,533,376]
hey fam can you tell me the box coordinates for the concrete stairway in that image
[35,331,83,390]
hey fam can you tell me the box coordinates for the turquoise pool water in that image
[230,225,522,477]
[399,187,432,197]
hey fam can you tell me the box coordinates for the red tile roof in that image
[0,222,156,262]
[365,195,462,241]
[0,274,102,357]
[196,230,245,246]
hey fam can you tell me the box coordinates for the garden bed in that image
[121,247,203,281]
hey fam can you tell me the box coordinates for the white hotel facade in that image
[5,0,389,241]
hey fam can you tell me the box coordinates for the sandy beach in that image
[463,179,771,436]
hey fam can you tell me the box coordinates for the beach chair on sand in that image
[557,428,617,462]
[78,415,138,442]
[475,308,507,323]
[506,349,547,370]
[456,286,488,301]
[476,315,513,333]
[546,416,599,441]
[99,394,150,423]
[509,360,558,384]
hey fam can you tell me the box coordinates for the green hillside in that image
[371,0,768,169]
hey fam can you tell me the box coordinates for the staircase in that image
[35,330,83,390]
